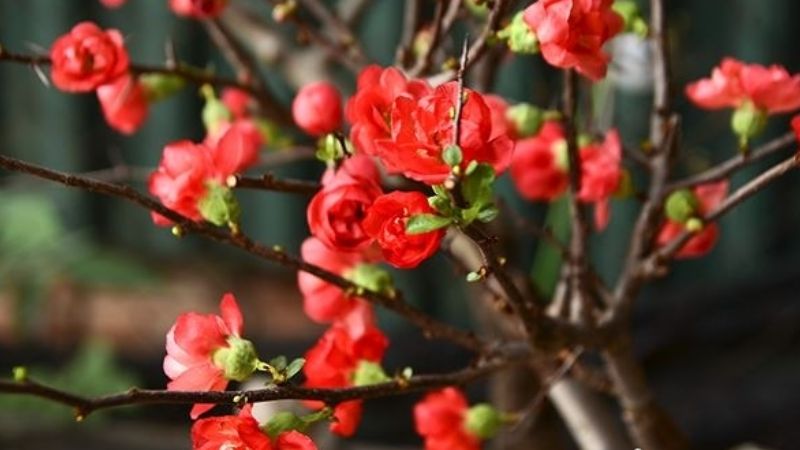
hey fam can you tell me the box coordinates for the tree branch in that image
[0,154,484,353]
[666,131,796,191]
[0,356,519,419]
[227,173,321,195]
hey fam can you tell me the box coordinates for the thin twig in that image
[395,0,421,67]
[228,173,320,195]
[0,154,485,353]
[666,132,796,191]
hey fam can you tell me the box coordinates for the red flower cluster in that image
[686,58,800,114]
[170,0,229,18]
[148,122,261,225]
[347,66,513,184]
[523,0,623,80]
[510,121,622,229]
[191,405,317,450]
[657,182,728,259]
[414,388,480,450]
[49,21,148,134]
[164,293,256,419]
[363,191,445,268]
[292,81,343,136]
[303,306,389,436]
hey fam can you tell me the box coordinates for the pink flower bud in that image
[292,81,343,136]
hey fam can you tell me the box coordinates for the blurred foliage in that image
[0,191,158,335]
[0,341,139,425]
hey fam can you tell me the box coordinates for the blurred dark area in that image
[1,1,800,449]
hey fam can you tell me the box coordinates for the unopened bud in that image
[198,182,241,227]
[345,263,395,296]
[139,73,186,102]
[465,403,504,439]
[613,0,649,37]
[506,103,543,138]
[664,189,699,224]
[497,12,539,54]
[731,101,768,151]
[352,361,390,387]
[213,336,260,382]
[201,85,232,135]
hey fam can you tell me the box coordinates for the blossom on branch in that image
[191,405,318,450]
[170,0,229,18]
[164,293,261,419]
[657,181,729,259]
[523,0,623,80]
[307,155,383,253]
[292,81,343,136]
[414,387,481,450]
[363,191,445,269]
[96,74,149,134]
[50,21,130,92]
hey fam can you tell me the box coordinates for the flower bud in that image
[613,0,649,37]
[686,217,705,232]
[413,27,435,60]
[315,134,347,165]
[552,139,570,172]
[292,81,343,136]
[731,101,768,150]
[213,336,259,382]
[464,403,504,439]
[352,360,390,387]
[198,182,241,227]
[664,189,699,224]
[139,73,186,102]
[345,263,395,296]
[464,0,489,19]
[497,12,539,54]
[201,85,232,135]
[506,103,544,138]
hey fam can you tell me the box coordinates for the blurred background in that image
[1,0,800,449]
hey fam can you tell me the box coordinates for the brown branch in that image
[408,0,448,77]
[666,131,796,191]
[295,0,367,64]
[648,153,800,267]
[395,0,421,67]
[0,47,291,122]
[0,154,484,353]
[227,173,321,195]
[0,357,519,419]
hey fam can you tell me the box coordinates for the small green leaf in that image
[299,407,333,425]
[265,412,307,439]
[401,367,414,379]
[428,196,453,214]
[442,145,463,166]
[432,184,449,198]
[461,164,496,207]
[466,271,482,282]
[285,358,305,380]
[477,206,500,223]
[269,356,288,372]
[406,214,452,234]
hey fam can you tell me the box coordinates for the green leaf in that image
[466,271,482,282]
[460,164,495,208]
[265,412,308,439]
[476,206,500,223]
[269,356,288,372]
[406,214,452,234]
[285,358,305,380]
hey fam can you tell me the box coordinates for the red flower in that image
[523,0,623,80]
[191,406,318,450]
[307,155,383,253]
[414,387,480,450]
[377,82,514,184]
[222,88,252,119]
[578,129,622,229]
[686,58,800,114]
[656,181,728,259]
[362,191,444,269]
[510,121,569,201]
[292,81,343,136]
[298,237,376,323]
[49,21,129,92]
[164,293,255,419]
[303,318,388,437]
[96,75,149,134]
[149,125,260,226]
[346,65,431,156]
[170,0,229,18]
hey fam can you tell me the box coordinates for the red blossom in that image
[96,74,149,135]
[346,65,432,156]
[222,88,253,119]
[191,406,318,450]
[297,237,374,323]
[164,293,245,419]
[523,0,623,80]
[793,115,800,144]
[414,387,480,450]
[656,181,729,259]
[148,124,260,226]
[578,129,622,230]
[510,121,570,201]
[307,155,383,253]
[292,81,343,136]
[49,21,129,92]
[376,82,514,184]
[170,0,229,18]
[686,58,800,114]
[362,191,445,269]
[330,400,363,437]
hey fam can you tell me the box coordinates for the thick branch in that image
[0,154,484,353]
[0,357,516,419]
